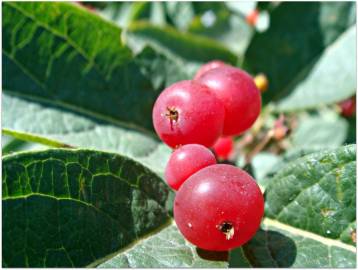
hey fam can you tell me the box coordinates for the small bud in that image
[254,73,269,92]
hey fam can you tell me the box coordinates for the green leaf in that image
[230,145,356,267]
[231,219,356,267]
[244,2,356,105]
[290,110,349,152]
[98,224,228,268]
[265,145,356,245]
[2,93,172,177]
[2,149,173,267]
[277,25,356,111]
[125,21,238,71]
[3,2,157,133]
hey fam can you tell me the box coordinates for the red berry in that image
[246,9,259,26]
[152,80,225,148]
[194,60,227,80]
[174,164,264,251]
[212,137,234,160]
[339,97,356,117]
[197,66,261,136]
[165,144,216,190]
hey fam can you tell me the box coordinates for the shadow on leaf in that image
[230,229,297,267]
[196,248,229,262]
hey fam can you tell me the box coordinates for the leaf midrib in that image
[263,218,356,252]
[6,2,119,81]
[4,3,155,137]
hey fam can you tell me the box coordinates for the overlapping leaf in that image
[2,149,173,267]
[231,220,356,267]
[244,2,356,107]
[231,145,356,267]
[265,145,356,245]
[98,224,228,268]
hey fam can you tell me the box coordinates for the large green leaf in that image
[3,1,156,133]
[230,218,356,267]
[98,224,228,268]
[265,145,356,245]
[230,145,356,267]
[244,2,356,106]
[277,25,356,111]
[2,149,173,267]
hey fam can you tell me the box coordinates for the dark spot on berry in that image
[217,221,234,240]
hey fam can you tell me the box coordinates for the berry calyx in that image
[194,60,228,80]
[152,80,225,148]
[165,144,216,190]
[212,136,234,160]
[196,66,261,136]
[174,164,264,251]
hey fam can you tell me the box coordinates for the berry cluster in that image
[152,61,264,251]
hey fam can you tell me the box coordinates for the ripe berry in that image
[152,80,225,148]
[246,9,259,26]
[339,97,356,117]
[174,164,264,251]
[194,60,227,80]
[197,66,261,136]
[165,144,216,190]
[212,137,234,160]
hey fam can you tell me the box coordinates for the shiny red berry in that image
[194,60,228,80]
[339,97,356,117]
[174,164,264,251]
[165,144,216,190]
[212,137,234,160]
[152,80,225,148]
[197,66,261,136]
